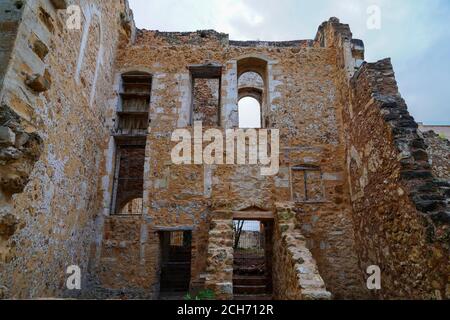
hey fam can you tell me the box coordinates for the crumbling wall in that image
[422,131,450,181]
[98,27,369,299]
[342,58,449,299]
[193,78,220,126]
[273,203,331,300]
[3,6,444,300]
[0,0,23,88]
[0,0,132,298]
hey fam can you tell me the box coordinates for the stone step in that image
[233,275,267,286]
[234,285,267,295]
[234,294,273,301]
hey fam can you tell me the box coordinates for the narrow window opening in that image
[237,62,267,129]
[192,77,220,126]
[238,96,262,129]
[111,71,152,216]
[189,64,222,127]
[112,144,146,215]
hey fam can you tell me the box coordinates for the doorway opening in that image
[233,219,273,299]
[159,231,192,297]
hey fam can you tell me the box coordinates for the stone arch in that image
[118,197,143,215]
[236,57,270,128]
[239,87,263,104]
[236,55,270,79]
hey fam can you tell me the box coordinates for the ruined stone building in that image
[0,0,449,300]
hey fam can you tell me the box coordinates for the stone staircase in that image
[233,275,272,300]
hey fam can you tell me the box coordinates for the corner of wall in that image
[344,57,449,299]
[315,17,365,79]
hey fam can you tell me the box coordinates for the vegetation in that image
[184,289,215,301]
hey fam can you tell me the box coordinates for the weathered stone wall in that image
[273,203,331,300]
[342,58,449,299]
[86,216,160,299]
[0,0,132,298]
[204,211,233,300]
[237,230,262,249]
[2,4,447,300]
[423,131,450,181]
[0,0,23,88]
[93,27,369,299]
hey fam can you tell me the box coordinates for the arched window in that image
[236,58,268,128]
[238,97,261,129]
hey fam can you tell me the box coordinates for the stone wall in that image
[273,203,331,300]
[204,211,233,300]
[96,27,368,299]
[1,3,447,300]
[237,230,262,249]
[423,131,450,181]
[342,58,449,299]
[86,216,159,299]
[0,0,23,88]
[0,0,132,298]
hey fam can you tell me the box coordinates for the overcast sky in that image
[129,0,450,125]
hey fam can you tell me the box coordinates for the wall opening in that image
[110,71,152,215]
[111,143,146,215]
[236,59,268,128]
[238,97,262,129]
[159,231,192,297]
[233,219,273,298]
[114,71,152,136]
[189,64,222,127]
[118,198,143,215]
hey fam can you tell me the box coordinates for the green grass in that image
[184,289,215,301]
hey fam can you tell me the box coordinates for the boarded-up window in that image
[292,166,324,202]
[115,72,151,136]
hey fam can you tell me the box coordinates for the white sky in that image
[239,97,261,128]
[129,0,450,125]
[234,220,261,232]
